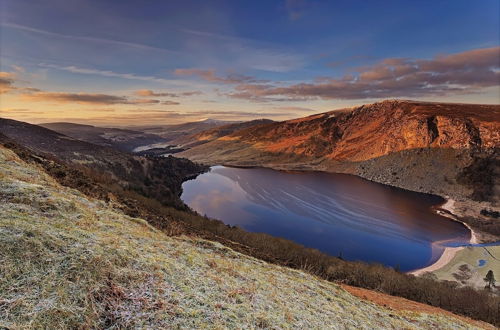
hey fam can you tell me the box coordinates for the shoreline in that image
[409,197,478,276]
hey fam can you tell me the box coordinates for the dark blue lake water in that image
[181,166,471,272]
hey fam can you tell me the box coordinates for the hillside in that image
[172,119,274,148]
[0,118,207,209]
[178,100,500,239]
[40,122,166,152]
[0,144,492,329]
[130,119,238,144]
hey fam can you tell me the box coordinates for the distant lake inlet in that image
[181,166,471,272]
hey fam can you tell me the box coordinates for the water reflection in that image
[181,166,471,271]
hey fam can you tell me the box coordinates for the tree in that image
[484,270,495,289]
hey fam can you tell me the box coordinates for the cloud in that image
[0,108,44,115]
[162,100,180,105]
[227,46,500,101]
[181,29,304,72]
[22,92,130,104]
[129,99,161,104]
[135,89,179,97]
[11,65,26,73]
[174,68,262,84]
[273,106,316,112]
[2,22,178,54]
[0,108,32,113]
[0,72,43,94]
[3,72,166,106]
[40,63,176,84]
[226,83,307,102]
[0,72,16,94]
[181,91,203,96]
[134,89,203,98]
[21,91,161,105]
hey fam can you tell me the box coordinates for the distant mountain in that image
[173,119,274,148]
[40,122,166,152]
[129,119,239,143]
[178,100,500,238]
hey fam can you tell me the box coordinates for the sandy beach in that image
[409,198,478,276]
[410,245,464,276]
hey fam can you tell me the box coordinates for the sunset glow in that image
[1,0,499,125]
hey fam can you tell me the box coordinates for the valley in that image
[1,99,499,327]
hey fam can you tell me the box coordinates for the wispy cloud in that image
[39,63,176,84]
[135,89,203,98]
[135,89,179,97]
[21,91,161,105]
[162,100,180,105]
[0,108,45,115]
[0,72,16,94]
[174,68,263,84]
[273,106,316,112]
[2,22,178,54]
[21,92,129,104]
[181,91,203,96]
[0,108,36,113]
[181,29,304,72]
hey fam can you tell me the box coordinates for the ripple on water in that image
[182,166,471,272]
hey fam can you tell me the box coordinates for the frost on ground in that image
[0,146,489,329]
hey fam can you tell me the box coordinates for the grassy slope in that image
[0,147,489,329]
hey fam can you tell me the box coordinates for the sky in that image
[0,0,499,126]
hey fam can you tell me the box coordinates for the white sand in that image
[410,245,464,276]
[409,197,477,276]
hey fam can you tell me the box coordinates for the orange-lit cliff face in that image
[219,100,499,162]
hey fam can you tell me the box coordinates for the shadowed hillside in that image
[130,119,238,144]
[172,119,274,148]
[40,122,167,152]
[0,118,207,209]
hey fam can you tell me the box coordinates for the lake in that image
[181,166,471,272]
